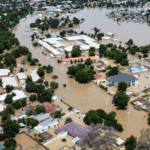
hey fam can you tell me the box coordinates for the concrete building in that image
[2,76,18,89]
[0,90,28,102]
[128,66,148,73]
[0,69,10,77]
[33,119,58,133]
[17,72,27,84]
[108,73,138,87]
[0,104,6,112]
[30,69,40,82]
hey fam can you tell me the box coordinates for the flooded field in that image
[13,8,150,140]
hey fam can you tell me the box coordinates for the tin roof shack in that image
[56,122,92,146]
[40,132,53,141]
[108,73,138,87]
[52,95,62,103]
[33,113,50,122]
[17,72,27,84]
[34,119,58,134]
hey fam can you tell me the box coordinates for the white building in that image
[30,69,40,82]
[17,72,27,84]
[0,90,28,102]
[0,104,6,112]
[2,76,18,89]
[0,69,10,77]
[34,119,58,134]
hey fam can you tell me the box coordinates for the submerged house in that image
[108,73,138,87]
[55,122,92,146]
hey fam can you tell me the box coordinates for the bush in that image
[55,111,62,118]
[52,75,58,79]
[57,59,62,63]
[38,138,43,142]
[63,84,66,87]
[65,117,73,124]
[5,85,14,93]
[51,82,58,89]
[62,138,67,142]
[99,84,108,91]
[68,106,73,111]
[4,138,17,148]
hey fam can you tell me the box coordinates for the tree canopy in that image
[118,82,128,91]
[125,135,137,150]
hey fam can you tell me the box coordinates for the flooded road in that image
[13,9,150,140]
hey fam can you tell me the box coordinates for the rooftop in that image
[17,72,27,80]
[56,122,92,145]
[42,102,57,114]
[109,73,138,83]
[33,113,50,122]
[2,76,18,88]
[30,69,40,82]
[0,69,10,77]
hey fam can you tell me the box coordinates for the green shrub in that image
[62,138,67,142]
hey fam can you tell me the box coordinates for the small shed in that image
[52,95,62,103]
[40,132,53,141]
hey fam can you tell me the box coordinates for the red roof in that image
[94,74,103,80]
[129,73,135,76]
[61,56,96,62]
[96,65,103,68]
[42,102,57,114]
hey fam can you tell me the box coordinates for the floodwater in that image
[13,8,150,140]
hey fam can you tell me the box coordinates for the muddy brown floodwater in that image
[13,8,150,140]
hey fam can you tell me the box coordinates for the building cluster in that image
[107,8,150,23]
[35,35,100,58]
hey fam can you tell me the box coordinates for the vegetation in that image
[55,111,62,118]
[37,67,45,77]
[4,138,17,149]
[65,117,73,124]
[108,66,119,76]
[99,84,108,91]
[52,75,58,79]
[71,45,82,57]
[125,135,137,150]
[118,82,128,91]
[113,91,130,109]
[34,105,46,115]
[84,109,123,132]
[89,47,95,56]
[5,85,14,93]
[67,64,96,83]
[62,138,67,142]
[26,118,38,128]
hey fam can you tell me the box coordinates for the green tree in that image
[4,138,17,148]
[85,58,92,65]
[65,117,73,124]
[55,111,62,118]
[50,82,58,89]
[38,90,53,103]
[20,68,24,72]
[108,66,119,76]
[113,91,130,109]
[2,118,20,138]
[20,99,26,107]
[5,85,14,93]
[29,95,37,102]
[0,79,2,86]
[25,82,36,93]
[118,82,128,91]
[125,135,137,150]
[4,93,15,104]
[84,110,103,125]
[26,118,38,128]
[34,105,46,114]
[71,45,82,57]
[37,67,45,77]
[9,64,14,73]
